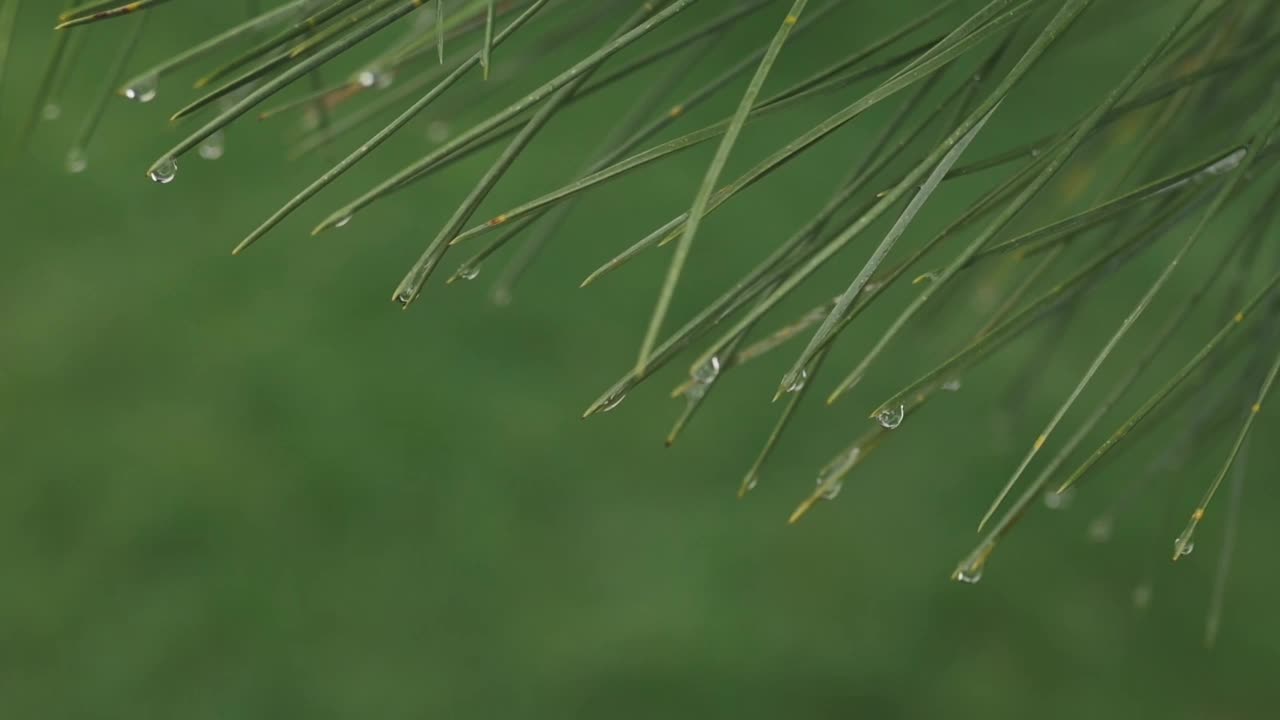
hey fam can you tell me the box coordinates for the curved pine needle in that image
[682,0,1072,382]
[1056,266,1280,495]
[967,144,1248,266]
[145,0,451,179]
[1172,348,1280,561]
[776,99,1001,398]
[390,1,693,308]
[332,0,929,237]
[118,0,314,98]
[850,0,1193,422]
[481,0,494,78]
[979,38,1272,532]
[636,0,809,374]
[312,0,723,234]
[68,12,150,164]
[953,195,1252,579]
[233,0,551,255]
[55,0,177,29]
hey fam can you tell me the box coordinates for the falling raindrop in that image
[1042,487,1074,511]
[42,103,62,121]
[123,73,158,103]
[198,131,226,160]
[147,156,178,184]
[876,403,905,430]
[65,146,88,174]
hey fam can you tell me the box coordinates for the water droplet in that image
[692,356,721,385]
[784,368,808,393]
[876,403,905,430]
[862,281,881,294]
[942,379,962,392]
[816,476,842,500]
[458,264,480,281]
[357,70,378,88]
[1087,516,1113,543]
[1173,537,1194,557]
[744,474,758,492]
[599,392,626,413]
[955,567,983,584]
[1132,582,1152,610]
[42,103,61,121]
[1203,147,1247,176]
[815,447,859,500]
[395,289,415,307]
[123,73,158,103]
[335,215,353,228]
[1042,487,1074,511]
[1030,147,1042,158]
[684,382,707,402]
[198,130,225,160]
[65,146,88,174]
[148,157,178,184]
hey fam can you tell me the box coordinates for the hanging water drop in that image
[816,476,842,500]
[942,379,962,392]
[784,368,808,393]
[148,157,178,184]
[599,392,626,413]
[198,130,226,161]
[395,288,415,307]
[1202,147,1247,177]
[1173,537,1194,558]
[876,403,905,430]
[458,264,480,281]
[1042,487,1074,511]
[123,74,158,103]
[955,567,983,584]
[42,103,62,121]
[692,356,721,385]
[65,146,88,174]
[335,215,353,228]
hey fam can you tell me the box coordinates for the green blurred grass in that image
[1,2,1278,717]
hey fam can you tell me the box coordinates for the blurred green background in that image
[2,1,1278,717]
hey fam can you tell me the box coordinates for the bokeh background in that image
[2,1,1278,717]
